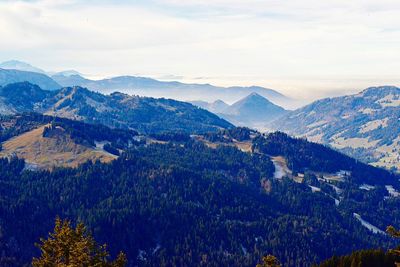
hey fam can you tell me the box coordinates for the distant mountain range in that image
[271,86,400,172]
[192,93,287,129]
[0,60,82,77]
[0,60,47,74]
[52,74,293,108]
[0,60,294,108]
[0,68,61,91]
[0,82,233,134]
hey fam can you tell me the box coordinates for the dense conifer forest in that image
[0,122,400,266]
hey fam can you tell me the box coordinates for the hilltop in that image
[0,114,138,169]
[192,93,287,129]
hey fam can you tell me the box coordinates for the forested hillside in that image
[1,126,400,266]
[253,132,398,185]
[271,86,400,172]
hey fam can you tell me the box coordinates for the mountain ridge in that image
[0,60,46,74]
[53,73,293,108]
[0,60,294,108]
[271,85,400,172]
[0,82,234,134]
[0,68,61,91]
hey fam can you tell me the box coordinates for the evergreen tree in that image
[32,218,127,267]
[387,226,400,267]
[387,226,400,238]
[256,255,281,267]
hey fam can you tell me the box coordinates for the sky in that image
[0,0,400,100]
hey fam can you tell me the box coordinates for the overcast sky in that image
[0,0,399,100]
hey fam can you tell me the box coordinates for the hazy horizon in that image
[1,0,400,101]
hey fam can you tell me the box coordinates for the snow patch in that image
[273,161,285,179]
[386,185,400,197]
[329,184,343,194]
[359,184,375,191]
[240,244,248,255]
[153,244,161,255]
[353,213,385,235]
[309,185,321,193]
[137,250,147,261]
[333,198,340,206]
[271,156,291,179]
[376,94,400,108]
[359,118,389,134]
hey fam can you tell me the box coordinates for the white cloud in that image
[0,0,399,100]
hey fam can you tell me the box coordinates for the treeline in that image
[0,113,138,149]
[203,127,254,142]
[149,131,191,142]
[42,117,138,149]
[0,113,50,142]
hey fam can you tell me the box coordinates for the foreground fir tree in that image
[32,218,126,267]
[256,255,281,267]
[317,249,399,267]
[387,226,400,267]
[317,226,400,267]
